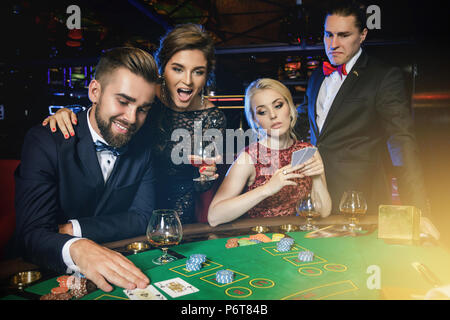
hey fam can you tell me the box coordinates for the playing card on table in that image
[123,284,167,300]
[154,277,199,298]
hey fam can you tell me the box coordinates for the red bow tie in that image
[323,61,348,78]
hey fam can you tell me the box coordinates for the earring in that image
[201,87,205,106]
[160,77,167,103]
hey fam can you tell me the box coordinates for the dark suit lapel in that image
[93,155,127,214]
[76,110,105,195]
[318,51,369,142]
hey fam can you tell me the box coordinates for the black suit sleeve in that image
[14,126,76,273]
[375,67,428,212]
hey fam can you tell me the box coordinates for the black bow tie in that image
[93,140,127,157]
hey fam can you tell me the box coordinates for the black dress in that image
[147,100,227,224]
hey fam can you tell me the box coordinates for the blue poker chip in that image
[216,269,234,283]
[276,245,291,252]
[279,237,295,245]
[298,251,314,262]
[189,254,207,263]
[216,275,233,284]
[186,262,201,271]
[249,239,262,244]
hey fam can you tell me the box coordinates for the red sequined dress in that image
[244,140,313,218]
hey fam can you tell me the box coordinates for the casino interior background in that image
[1,1,450,247]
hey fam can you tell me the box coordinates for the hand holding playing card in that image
[297,149,324,178]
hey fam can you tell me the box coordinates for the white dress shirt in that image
[62,108,118,273]
[316,48,362,132]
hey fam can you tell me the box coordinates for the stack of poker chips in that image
[185,254,207,271]
[40,274,96,300]
[271,233,285,242]
[276,237,295,252]
[216,269,234,284]
[225,238,239,248]
[298,250,314,262]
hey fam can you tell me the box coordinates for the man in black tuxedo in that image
[298,2,427,215]
[14,47,158,292]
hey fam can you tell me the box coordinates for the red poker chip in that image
[51,286,69,294]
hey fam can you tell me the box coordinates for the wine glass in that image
[296,194,321,231]
[146,209,183,265]
[189,140,219,182]
[339,191,367,231]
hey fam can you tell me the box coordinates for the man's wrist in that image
[59,222,74,236]
[62,237,84,274]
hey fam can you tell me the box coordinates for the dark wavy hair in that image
[154,23,216,89]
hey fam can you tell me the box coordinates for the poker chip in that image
[57,275,70,284]
[225,238,239,248]
[189,254,206,264]
[238,239,255,246]
[51,286,69,294]
[279,237,295,246]
[249,234,272,243]
[272,233,285,242]
[185,259,202,272]
[216,270,234,284]
[70,277,87,291]
[66,275,76,289]
[40,292,73,300]
[298,251,314,262]
[276,241,292,252]
[276,244,291,252]
[71,287,88,299]
[249,239,262,244]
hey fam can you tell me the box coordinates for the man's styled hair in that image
[325,0,367,32]
[94,47,159,86]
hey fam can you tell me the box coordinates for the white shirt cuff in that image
[62,237,84,274]
[69,219,82,237]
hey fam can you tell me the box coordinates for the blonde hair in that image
[244,78,298,140]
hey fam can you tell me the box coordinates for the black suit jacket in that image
[14,110,155,273]
[298,51,426,213]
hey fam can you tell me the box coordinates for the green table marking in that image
[20,231,450,300]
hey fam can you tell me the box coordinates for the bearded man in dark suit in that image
[14,47,158,292]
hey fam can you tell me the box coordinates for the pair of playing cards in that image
[123,277,199,300]
[291,147,317,166]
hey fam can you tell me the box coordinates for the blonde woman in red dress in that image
[208,78,331,227]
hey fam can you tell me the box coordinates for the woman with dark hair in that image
[42,24,226,224]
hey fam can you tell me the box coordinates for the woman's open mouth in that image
[177,88,193,103]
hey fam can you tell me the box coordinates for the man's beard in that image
[95,104,137,148]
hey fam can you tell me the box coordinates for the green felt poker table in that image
[1,215,450,301]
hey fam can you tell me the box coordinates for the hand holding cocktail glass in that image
[189,140,220,182]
